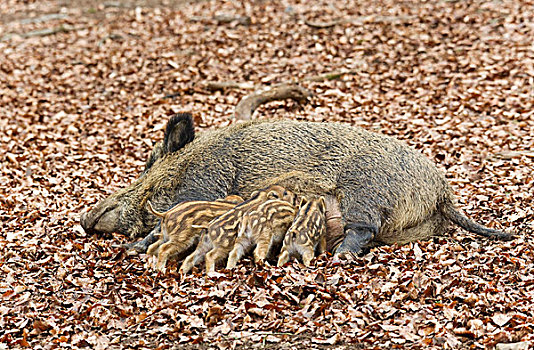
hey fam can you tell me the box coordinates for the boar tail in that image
[440,201,514,240]
[147,201,167,218]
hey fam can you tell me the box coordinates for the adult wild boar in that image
[80,113,512,255]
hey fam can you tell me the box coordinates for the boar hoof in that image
[335,223,377,255]
[121,241,144,254]
[123,231,159,254]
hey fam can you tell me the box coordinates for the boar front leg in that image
[335,222,378,255]
[123,224,161,254]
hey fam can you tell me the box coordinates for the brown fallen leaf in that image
[206,305,224,326]
[311,333,339,345]
[492,313,513,327]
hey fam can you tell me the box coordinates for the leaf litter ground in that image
[1,0,533,349]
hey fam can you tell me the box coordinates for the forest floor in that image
[1,0,533,349]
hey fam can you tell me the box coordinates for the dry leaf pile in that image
[1,0,533,349]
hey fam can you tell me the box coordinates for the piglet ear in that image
[163,113,195,154]
[267,190,280,199]
[299,196,308,208]
[318,196,326,210]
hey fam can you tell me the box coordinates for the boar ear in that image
[163,113,195,154]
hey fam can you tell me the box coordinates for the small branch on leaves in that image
[304,70,358,82]
[494,151,534,159]
[234,84,313,121]
[202,69,357,120]
[22,24,82,37]
[190,14,251,26]
[304,19,343,29]
[201,81,258,92]
[2,25,85,41]
[304,15,417,29]
[19,13,68,24]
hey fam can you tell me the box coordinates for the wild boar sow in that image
[80,113,513,255]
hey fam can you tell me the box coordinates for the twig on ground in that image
[304,70,358,82]
[201,81,258,92]
[23,25,79,37]
[19,13,68,24]
[202,69,358,91]
[304,19,342,29]
[213,14,251,26]
[1,25,84,41]
[190,14,251,26]
[304,15,417,28]
[201,69,357,119]
[97,33,124,47]
[234,84,313,121]
[494,151,534,159]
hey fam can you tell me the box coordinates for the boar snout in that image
[80,200,120,235]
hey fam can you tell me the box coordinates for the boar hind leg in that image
[155,238,197,272]
[146,240,162,256]
[277,249,291,267]
[147,224,169,256]
[180,251,205,274]
[301,248,315,266]
[227,242,245,269]
[335,222,378,255]
[156,241,176,272]
[381,211,447,245]
[227,236,254,269]
[205,248,230,273]
[180,233,212,274]
[227,218,252,269]
[316,235,327,255]
[253,237,274,264]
